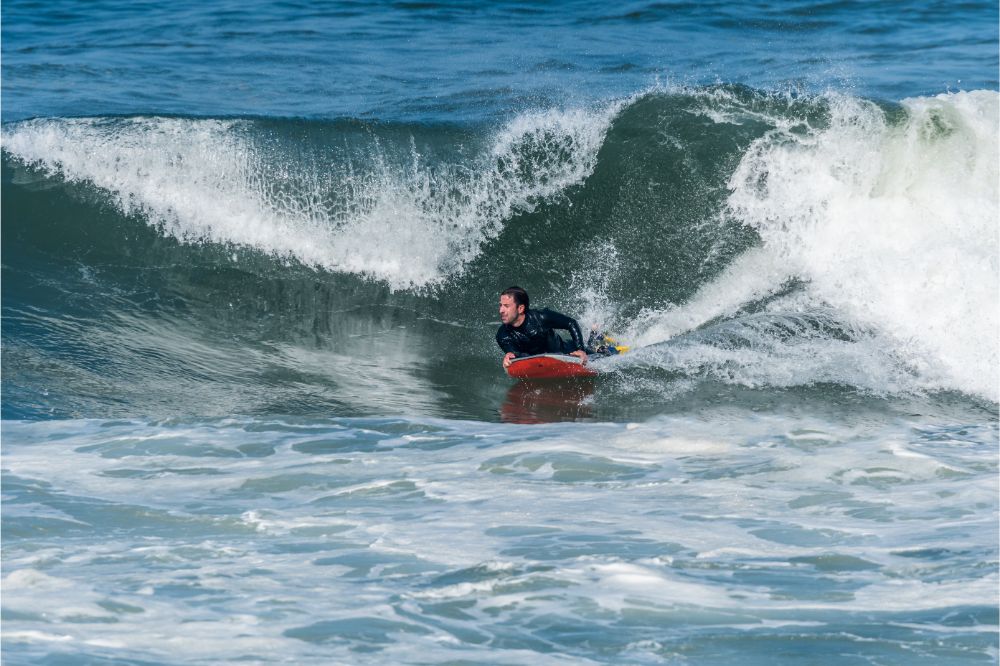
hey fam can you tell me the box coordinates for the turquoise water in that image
[2,1,998,663]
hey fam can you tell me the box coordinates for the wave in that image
[2,105,620,290]
[3,86,997,413]
[725,90,999,401]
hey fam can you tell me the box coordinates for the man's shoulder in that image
[533,307,564,320]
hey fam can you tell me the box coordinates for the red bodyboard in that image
[506,354,597,380]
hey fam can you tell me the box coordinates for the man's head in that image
[499,286,529,325]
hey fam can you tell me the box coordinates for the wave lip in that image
[3,104,622,290]
[727,90,999,402]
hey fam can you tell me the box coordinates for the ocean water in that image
[2,1,998,664]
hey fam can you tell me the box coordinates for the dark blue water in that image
[2,2,998,664]
[3,0,997,122]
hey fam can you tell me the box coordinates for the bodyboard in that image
[506,354,598,380]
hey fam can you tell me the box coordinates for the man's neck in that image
[512,311,526,327]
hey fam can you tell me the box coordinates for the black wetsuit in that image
[496,308,586,358]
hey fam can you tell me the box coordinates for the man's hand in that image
[502,352,516,369]
[570,349,588,365]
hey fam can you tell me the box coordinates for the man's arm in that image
[496,327,519,354]
[538,309,586,351]
[496,327,524,368]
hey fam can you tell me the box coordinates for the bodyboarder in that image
[496,286,588,369]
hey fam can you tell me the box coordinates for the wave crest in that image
[3,105,621,289]
[726,90,999,400]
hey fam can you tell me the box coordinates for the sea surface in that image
[2,1,998,664]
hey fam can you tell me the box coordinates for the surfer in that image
[496,286,588,369]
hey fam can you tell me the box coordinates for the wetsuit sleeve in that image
[538,309,586,351]
[496,327,523,356]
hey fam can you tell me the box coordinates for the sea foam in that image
[625,90,998,402]
[727,90,999,401]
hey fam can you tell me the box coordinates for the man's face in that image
[499,294,523,325]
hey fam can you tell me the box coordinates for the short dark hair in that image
[501,286,529,311]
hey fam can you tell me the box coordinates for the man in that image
[496,286,588,369]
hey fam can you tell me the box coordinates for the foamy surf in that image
[612,90,999,403]
[727,90,999,401]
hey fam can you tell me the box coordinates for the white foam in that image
[569,561,748,611]
[625,91,998,400]
[726,90,999,401]
[4,631,75,644]
[628,245,793,346]
[1,569,120,623]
